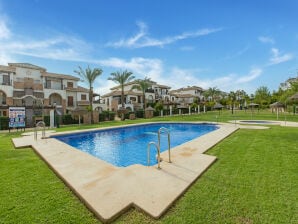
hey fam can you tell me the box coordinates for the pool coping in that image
[230,120,298,127]
[12,122,239,223]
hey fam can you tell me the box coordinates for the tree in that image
[228,91,237,114]
[108,70,135,120]
[132,77,152,113]
[255,86,271,108]
[74,65,103,124]
[235,89,248,108]
[203,87,220,102]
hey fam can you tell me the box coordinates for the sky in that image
[0,0,297,95]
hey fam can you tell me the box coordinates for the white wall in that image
[0,85,13,97]
[14,67,42,81]
[44,89,66,99]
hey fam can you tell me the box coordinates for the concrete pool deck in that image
[230,120,298,127]
[12,122,240,223]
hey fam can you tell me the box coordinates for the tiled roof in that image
[110,80,157,90]
[102,90,143,97]
[8,63,46,71]
[42,72,80,81]
[65,86,89,92]
[0,65,16,72]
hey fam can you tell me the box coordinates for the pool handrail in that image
[147,141,161,169]
[34,121,46,140]
[158,127,171,163]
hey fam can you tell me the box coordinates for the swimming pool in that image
[53,123,218,167]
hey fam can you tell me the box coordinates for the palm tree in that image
[204,87,220,102]
[108,70,135,120]
[228,91,237,114]
[132,77,152,112]
[74,65,103,124]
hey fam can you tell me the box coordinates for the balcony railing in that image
[1,81,12,86]
[145,89,155,93]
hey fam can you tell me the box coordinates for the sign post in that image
[9,107,26,132]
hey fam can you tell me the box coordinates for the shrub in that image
[0,117,9,130]
[62,114,75,125]
[99,111,116,121]
[135,109,144,118]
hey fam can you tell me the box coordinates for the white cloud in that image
[1,35,92,62]
[98,57,163,80]
[0,19,11,39]
[91,57,164,94]
[0,16,93,63]
[223,45,250,60]
[268,48,293,65]
[106,21,223,48]
[167,67,262,92]
[258,36,275,44]
[236,68,262,83]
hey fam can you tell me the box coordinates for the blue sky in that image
[0,0,297,95]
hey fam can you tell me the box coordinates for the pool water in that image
[53,123,218,167]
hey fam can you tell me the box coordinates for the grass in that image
[0,110,297,223]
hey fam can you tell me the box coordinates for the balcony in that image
[1,81,11,86]
[77,100,89,106]
[145,89,155,93]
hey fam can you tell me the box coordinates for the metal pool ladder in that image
[158,127,171,163]
[34,121,46,140]
[147,142,161,169]
[147,127,171,169]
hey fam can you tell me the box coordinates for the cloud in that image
[106,21,223,48]
[268,48,293,65]
[92,57,164,94]
[222,45,250,60]
[168,67,262,92]
[258,36,275,44]
[2,35,92,62]
[0,16,93,64]
[97,57,163,79]
[236,68,262,83]
[0,19,10,39]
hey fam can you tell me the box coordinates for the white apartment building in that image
[0,63,105,126]
[170,86,204,108]
[102,80,171,111]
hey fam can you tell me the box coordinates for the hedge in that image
[99,111,116,122]
[0,117,9,130]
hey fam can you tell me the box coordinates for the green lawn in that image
[0,111,297,223]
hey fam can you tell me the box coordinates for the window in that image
[67,82,73,88]
[67,96,74,106]
[3,75,9,85]
[81,94,87,100]
[46,80,51,88]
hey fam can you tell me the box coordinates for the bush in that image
[99,111,116,122]
[109,112,116,121]
[135,109,144,118]
[43,115,50,126]
[62,114,76,125]
[0,117,9,130]
[124,111,135,120]
[153,111,159,116]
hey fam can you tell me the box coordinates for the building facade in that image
[0,63,105,126]
[102,80,171,111]
[170,86,204,108]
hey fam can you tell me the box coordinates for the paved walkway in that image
[11,122,272,223]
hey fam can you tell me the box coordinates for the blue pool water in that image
[53,123,218,167]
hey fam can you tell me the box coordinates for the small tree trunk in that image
[90,88,94,124]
